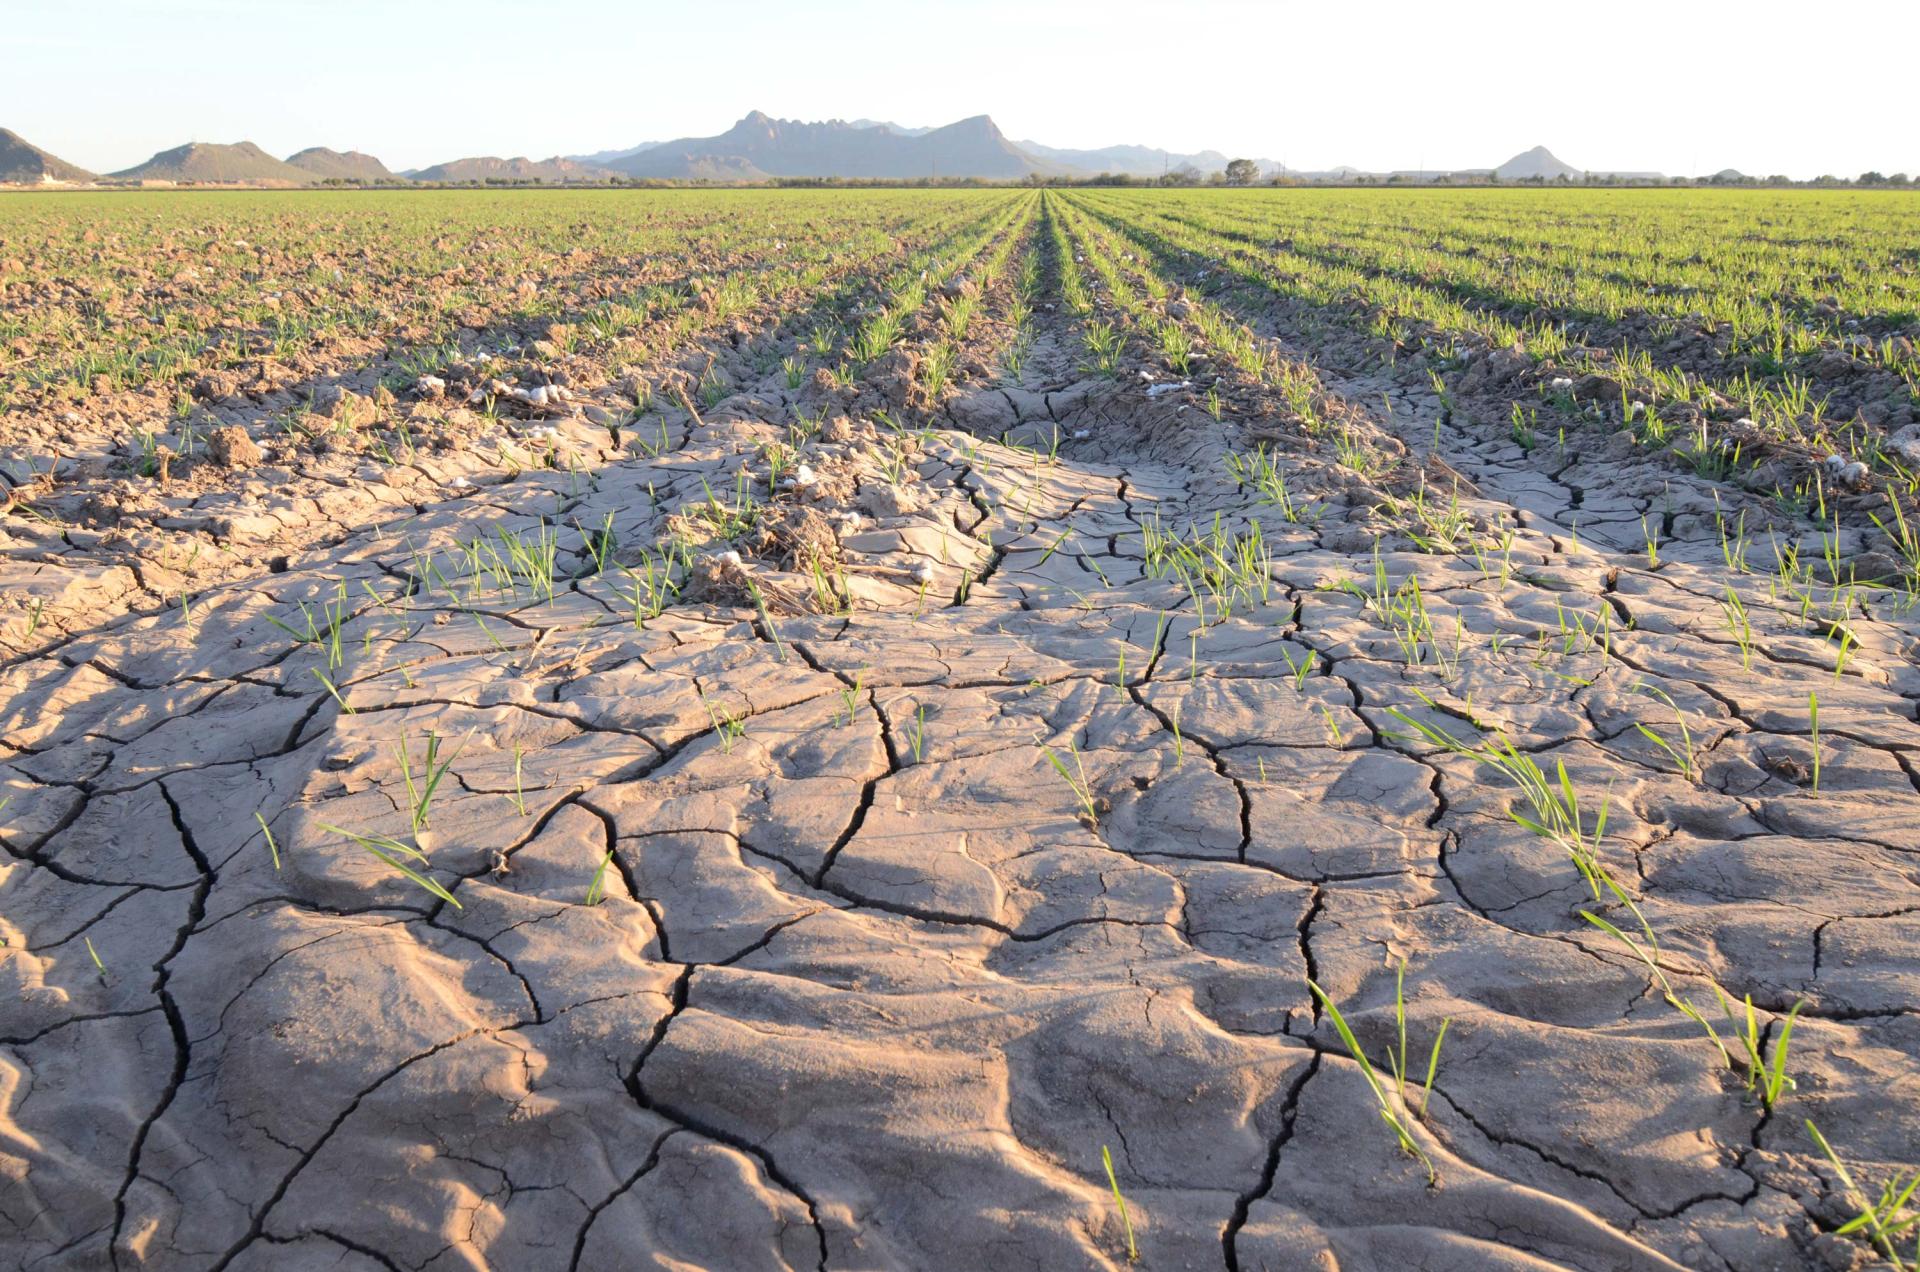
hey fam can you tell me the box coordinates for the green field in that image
[6,187,1916,499]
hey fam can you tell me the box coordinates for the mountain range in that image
[561,116,1283,180]
[0,118,1671,187]
[602,112,1046,181]
[1015,138,1278,178]
[407,154,616,183]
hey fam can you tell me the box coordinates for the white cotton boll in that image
[550,385,571,402]
[910,562,936,585]
[1734,417,1756,429]
[1627,401,1646,419]
[451,476,472,489]
[1839,461,1869,485]
[418,375,446,395]
[1548,377,1573,391]
[476,351,492,363]
[716,550,742,568]
[1824,452,1848,472]
[791,463,818,487]
[1072,429,1091,440]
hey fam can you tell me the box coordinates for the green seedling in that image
[585,850,616,906]
[1379,960,1452,1120]
[1320,704,1347,748]
[397,729,466,837]
[1831,625,1856,681]
[908,703,928,763]
[265,586,350,670]
[1278,645,1318,689]
[703,695,746,754]
[255,812,282,871]
[317,823,463,909]
[1724,992,1802,1107]
[1386,704,1617,903]
[748,581,788,662]
[1630,682,1697,781]
[507,743,530,816]
[1721,586,1755,670]
[1043,741,1099,826]
[1808,691,1822,794]
[838,669,867,727]
[311,667,354,713]
[1308,971,1443,1185]
[1102,1145,1138,1262]
[1805,1121,1920,1269]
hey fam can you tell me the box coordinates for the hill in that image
[1494,145,1581,180]
[285,147,401,183]
[611,111,1054,181]
[0,128,96,184]
[409,155,618,183]
[111,141,310,185]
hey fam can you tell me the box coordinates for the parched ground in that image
[2,191,1917,1271]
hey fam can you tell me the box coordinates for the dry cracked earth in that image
[4,221,1918,1272]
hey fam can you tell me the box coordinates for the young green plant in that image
[1307,968,1447,1185]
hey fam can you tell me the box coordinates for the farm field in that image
[4,185,1920,1269]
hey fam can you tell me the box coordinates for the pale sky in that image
[7,0,1915,179]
